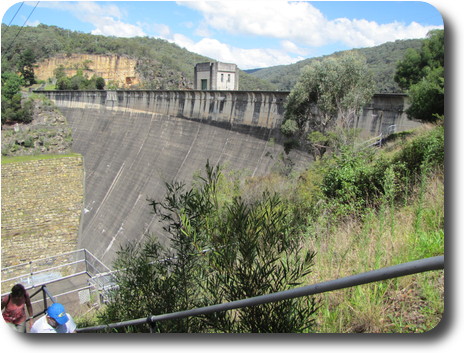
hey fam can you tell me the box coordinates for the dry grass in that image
[307,169,444,333]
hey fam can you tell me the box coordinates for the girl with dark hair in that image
[2,284,34,332]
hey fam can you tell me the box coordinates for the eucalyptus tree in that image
[282,53,375,159]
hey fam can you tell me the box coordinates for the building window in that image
[221,74,224,82]
[201,79,208,90]
[227,74,231,82]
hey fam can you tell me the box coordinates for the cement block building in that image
[194,62,239,90]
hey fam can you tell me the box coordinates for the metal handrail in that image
[76,255,444,333]
[28,285,56,320]
[2,260,86,286]
[1,249,112,294]
[1,249,87,272]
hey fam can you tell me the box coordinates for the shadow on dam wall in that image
[36,90,419,266]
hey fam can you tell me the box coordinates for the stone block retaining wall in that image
[1,156,84,268]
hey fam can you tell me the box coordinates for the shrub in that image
[393,125,444,176]
[95,77,105,90]
[101,162,318,333]
[318,125,444,218]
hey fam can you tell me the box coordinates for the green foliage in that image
[394,48,423,90]
[394,30,444,121]
[17,48,36,86]
[392,125,444,176]
[319,126,444,218]
[95,77,105,90]
[200,192,317,333]
[99,235,200,333]
[101,162,317,333]
[55,70,106,91]
[406,66,444,121]
[283,53,375,154]
[321,147,380,215]
[280,119,299,137]
[1,72,33,125]
[1,71,23,100]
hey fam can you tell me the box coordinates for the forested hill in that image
[247,39,423,92]
[2,23,422,92]
[0,24,276,91]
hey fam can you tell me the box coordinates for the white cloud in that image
[171,0,442,68]
[280,40,310,56]
[180,1,442,48]
[37,1,146,37]
[140,22,171,38]
[90,17,145,37]
[26,19,41,27]
[31,1,443,69]
[168,35,304,69]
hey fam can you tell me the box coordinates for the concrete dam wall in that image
[38,90,309,265]
[37,90,419,266]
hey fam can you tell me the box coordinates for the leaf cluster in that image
[282,53,375,157]
[394,30,444,122]
[320,125,444,218]
[54,65,106,90]
[1,72,33,125]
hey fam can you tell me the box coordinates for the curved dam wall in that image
[38,90,309,266]
[36,90,419,266]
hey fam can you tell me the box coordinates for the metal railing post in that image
[84,249,88,275]
[42,286,48,314]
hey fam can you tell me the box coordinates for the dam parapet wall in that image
[41,90,288,130]
[38,90,420,137]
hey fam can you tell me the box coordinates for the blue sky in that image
[1,1,444,69]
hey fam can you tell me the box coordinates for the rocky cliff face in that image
[35,54,140,88]
[35,54,194,89]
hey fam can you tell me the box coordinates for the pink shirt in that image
[2,293,31,325]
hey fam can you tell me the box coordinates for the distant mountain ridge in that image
[246,39,423,93]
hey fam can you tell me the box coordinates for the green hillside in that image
[1,23,424,92]
[1,24,276,91]
[247,39,423,93]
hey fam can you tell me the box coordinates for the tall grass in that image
[309,168,444,332]
[232,124,444,332]
[293,125,444,332]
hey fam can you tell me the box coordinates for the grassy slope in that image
[310,169,444,332]
[226,124,444,333]
[304,126,444,332]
